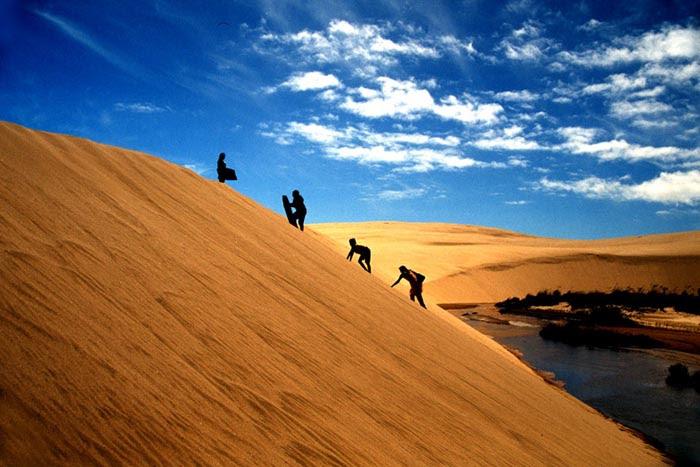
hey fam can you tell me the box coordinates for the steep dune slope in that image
[314,222,700,304]
[0,122,663,465]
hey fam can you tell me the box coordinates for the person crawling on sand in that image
[216,152,237,183]
[291,190,307,231]
[346,238,371,273]
[391,266,426,308]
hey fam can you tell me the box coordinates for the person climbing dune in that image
[346,238,371,273]
[391,265,426,308]
[216,152,237,183]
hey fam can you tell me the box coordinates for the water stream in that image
[461,307,700,464]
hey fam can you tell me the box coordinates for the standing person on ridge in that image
[391,265,426,308]
[346,238,371,273]
[216,152,237,183]
[291,190,307,231]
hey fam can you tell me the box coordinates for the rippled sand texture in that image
[0,122,664,465]
[314,222,699,304]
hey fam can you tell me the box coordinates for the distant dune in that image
[313,222,700,304]
[0,122,664,464]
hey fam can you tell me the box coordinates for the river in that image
[460,307,700,465]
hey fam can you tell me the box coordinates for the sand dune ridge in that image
[0,122,664,465]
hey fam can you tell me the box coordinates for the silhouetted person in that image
[391,265,426,308]
[346,238,371,273]
[291,189,306,231]
[217,152,237,182]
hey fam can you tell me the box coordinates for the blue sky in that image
[1,0,699,238]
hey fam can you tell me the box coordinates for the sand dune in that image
[313,222,700,304]
[0,122,664,465]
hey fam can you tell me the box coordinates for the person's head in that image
[292,189,300,197]
[349,238,356,246]
[218,152,225,161]
[399,265,408,273]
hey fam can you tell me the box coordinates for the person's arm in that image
[390,275,403,287]
[346,248,354,260]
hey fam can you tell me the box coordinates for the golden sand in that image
[314,222,699,304]
[0,122,664,465]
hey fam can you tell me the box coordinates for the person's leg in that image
[298,213,305,231]
[416,292,426,308]
[410,289,416,302]
[365,251,371,273]
[359,255,370,272]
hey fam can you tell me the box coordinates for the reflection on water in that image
[465,315,700,465]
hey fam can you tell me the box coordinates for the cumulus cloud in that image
[341,77,434,119]
[260,120,519,172]
[639,61,700,86]
[472,125,543,151]
[559,25,700,67]
[258,19,476,76]
[286,122,345,143]
[280,71,341,91]
[558,127,700,163]
[582,73,647,95]
[340,77,502,124]
[538,170,700,205]
[610,99,673,119]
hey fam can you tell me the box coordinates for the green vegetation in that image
[496,287,700,315]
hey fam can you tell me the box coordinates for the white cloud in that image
[504,42,544,61]
[505,200,529,205]
[499,21,555,62]
[280,71,341,91]
[582,73,647,95]
[472,125,543,150]
[494,90,539,102]
[439,35,477,55]
[114,102,167,113]
[558,127,700,163]
[340,77,503,124]
[341,77,434,119]
[559,25,700,67]
[364,132,460,147]
[318,88,341,102]
[433,95,503,124]
[630,117,677,129]
[610,99,673,118]
[630,86,665,98]
[376,188,427,201]
[507,156,529,167]
[286,122,344,144]
[639,61,700,85]
[260,120,518,172]
[258,20,475,76]
[538,170,700,205]
[578,19,603,32]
